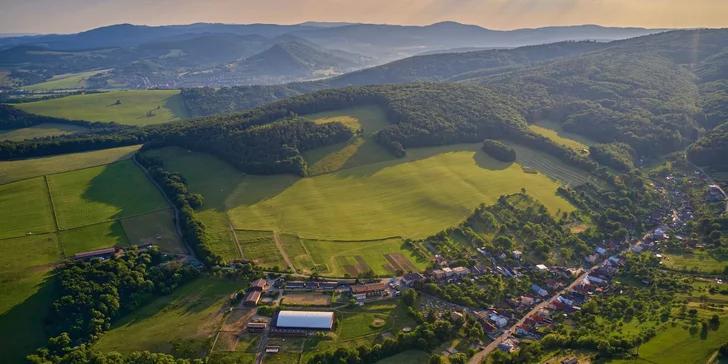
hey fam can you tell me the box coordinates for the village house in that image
[442,267,453,277]
[435,255,448,266]
[251,278,268,292]
[489,313,508,327]
[531,284,548,297]
[521,296,535,306]
[498,338,519,353]
[586,275,604,285]
[452,266,470,277]
[512,250,523,259]
[431,269,446,280]
[595,247,607,255]
[535,264,549,272]
[585,254,598,263]
[402,273,425,286]
[245,291,261,306]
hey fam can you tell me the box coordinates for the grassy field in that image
[24,69,110,90]
[59,221,129,256]
[0,177,56,239]
[301,238,428,276]
[148,144,574,242]
[529,120,595,151]
[235,230,287,269]
[120,209,187,254]
[0,123,89,141]
[662,252,727,273]
[0,145,140,185]
[144,147,242,261]
[301,106,393,175]
[17,90,189,125]
[47,160,168,229]
[375,350,430,364]
[278,234,315,274]
[95,278,240,356]
[505,142,598,187]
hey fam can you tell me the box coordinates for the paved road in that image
[467,235,647,364]
[133,155,196,258]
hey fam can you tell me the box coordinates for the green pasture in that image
[24,69,110,90]
[505,142,598,187]
[235,230,287,269]
[662,252,727,273]
[59,221,129,256]
[47,160,168,229]
[301,238,428,276]
[147,144,574,242]
[16,90,189,125]
[94,278,240,356]
[0,177,55,239]
[0,123,89,141]
[120,209,187,254]
[0,145,140,185]
[529,120,595,151]
[143,147,242,261]
[302,105,393,175]
[278,234,315,274]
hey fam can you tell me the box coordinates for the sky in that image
[1,0,727,34]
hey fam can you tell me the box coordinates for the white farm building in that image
[273,310,335,330]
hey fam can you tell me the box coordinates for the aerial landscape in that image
[2,1,728,363]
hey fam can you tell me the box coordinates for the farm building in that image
[73,247,120,260]
[247,322,267,332]
[402,273,425,286]
[350,282,387,299]
[245,291,261,306]
[251,278,268,292]
[272,310,335,331]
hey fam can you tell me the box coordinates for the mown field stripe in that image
[43,175,64,259]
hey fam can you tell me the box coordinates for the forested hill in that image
[180,29,728,159]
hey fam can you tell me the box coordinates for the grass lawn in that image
[120,209,187,254]
[338,311,391,340]
[24,69,110,90]
[0,234,59,274]
[375,350,430,364]
[0,145,140,185]
[662,252,727,273]
[149,144,574,242]
[529,120,595,151]
[278,234,315,274]
[301,105,393,175]
[94,278,241,356]
[17,90,189,125]
[0,177,55,239]
[302,238,428,276]
[60,221,129,256]
[0,123,90,141]
[47,160,168,229]
[235,230,287,269]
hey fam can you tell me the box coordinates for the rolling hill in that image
[234,41,362,77]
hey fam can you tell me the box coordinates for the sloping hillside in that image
[234,41,361,76]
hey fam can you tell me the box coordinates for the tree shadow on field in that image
[0,269,56,363]
[335,143,510,179]
[79,160,169,222]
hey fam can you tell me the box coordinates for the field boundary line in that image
[56,207,172,232]
[0,147,140,187]
[226,212,245,259]
[0,231,57,242]
[43,175,65,258]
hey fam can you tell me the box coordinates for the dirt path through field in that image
[227,213,245,259]
[273,231,297,274]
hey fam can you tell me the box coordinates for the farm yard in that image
[0,123,90,141]
[16,90,189,125]
[281,293,332,306]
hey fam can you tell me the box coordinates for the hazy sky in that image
[2,0,727,34]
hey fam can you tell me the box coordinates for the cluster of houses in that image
[429,266,471,281]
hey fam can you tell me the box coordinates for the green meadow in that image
[148,143,575,242]
[0,145,140,185]
[0,123,89,141]
[59,221,129,256]
[94,278,241,356]
[235,230,287,269]
[0,177,55,239]
[302,238,429,276]
[17,90,189,125]
[47,160,168,229]
[24,69,110,90]
[529,120,595,151]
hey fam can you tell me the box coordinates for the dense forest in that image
[0,104,128,133]
[687,122,728,169]
[589,142,636,172]
[481,139,516,162]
